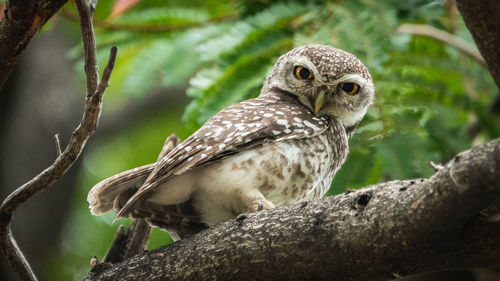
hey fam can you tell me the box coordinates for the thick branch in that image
[0,1,117,280]
[86,138,500,281]
[455,0,500,89]
[0,0,68,90]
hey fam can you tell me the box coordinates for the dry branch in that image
[85,138,500,281]
[0,0,117,280]
[0,0,68,90]
[396,23,486,66]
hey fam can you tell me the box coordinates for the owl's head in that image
[261,44,375,131]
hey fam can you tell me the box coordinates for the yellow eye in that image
[339,82,360,95]
[294,66,313,80]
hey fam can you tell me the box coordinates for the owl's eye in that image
[339,82,360,95]
[294,66,313,80]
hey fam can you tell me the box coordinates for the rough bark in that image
[0,0,68,90]
[85,138,500,281]
[455,0,500,90]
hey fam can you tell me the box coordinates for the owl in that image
[88,44,375,239]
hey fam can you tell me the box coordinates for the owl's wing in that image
[116,93,331,218]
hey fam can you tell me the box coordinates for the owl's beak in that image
[314,90,326,114]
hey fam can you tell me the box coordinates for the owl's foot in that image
[255,200,274,211]
[257,202,263,211]
[241,189,275,213]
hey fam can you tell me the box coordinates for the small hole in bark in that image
[357,194,371,207]
[236,214,247,221]
[399,187,408,191]
[454,155,460,162]
[410,180,415,184]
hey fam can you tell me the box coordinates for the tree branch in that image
[75,0,99,96]
[0,0,117,280]
[0,0,68,91]
[396,23,486,66]
[455,0,500,90]
[85,138,500,281]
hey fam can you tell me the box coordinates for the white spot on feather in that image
[277,119,289,128]
[304,120,321,131]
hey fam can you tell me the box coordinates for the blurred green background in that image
[1,0,499,280]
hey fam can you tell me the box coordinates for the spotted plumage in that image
[88,44,375,239]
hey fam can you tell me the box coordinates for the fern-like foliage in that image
[65,0,498,192]
[65,0,499,206]
[183,2,315,130]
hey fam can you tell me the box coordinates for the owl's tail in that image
[87,163,155,215]
[87,163,206,240]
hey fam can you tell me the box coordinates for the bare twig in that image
[397,23,486,66]
[102,225,127,264]
[428,161,444,172]
[101,220,152,264]
[0,0,117,280]
[75,0,99,96]
[54,133,62,157]
[90,256,99,268]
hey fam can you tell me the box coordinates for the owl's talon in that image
[257,202,263,211]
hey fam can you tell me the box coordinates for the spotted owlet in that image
[88,44,374,239]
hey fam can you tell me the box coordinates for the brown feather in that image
[116,91,330,218]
